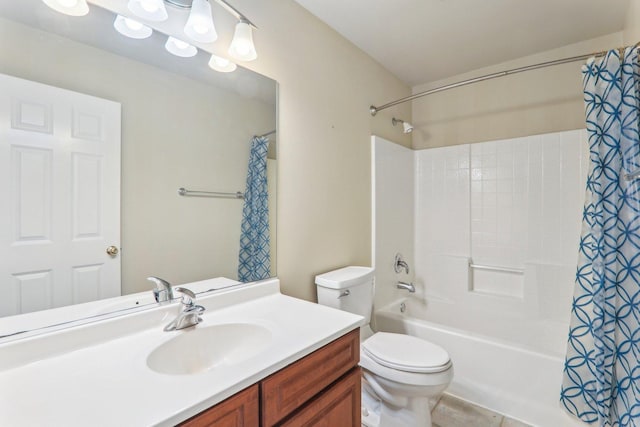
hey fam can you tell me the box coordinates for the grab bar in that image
[469,263,524,275]
[178,187,244,199]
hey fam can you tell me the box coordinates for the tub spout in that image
[397,281,415,293]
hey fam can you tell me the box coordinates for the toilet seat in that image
[362,332,451,373]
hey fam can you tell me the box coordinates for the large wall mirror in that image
[0,0,277,323]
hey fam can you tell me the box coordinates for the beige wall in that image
[0,18,275,294]
[624,0,640,44]
[411,32,623,149]
[234,1,412,301]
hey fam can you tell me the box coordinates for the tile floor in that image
[431,394,532,427]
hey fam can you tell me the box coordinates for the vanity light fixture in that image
[41,0,89,16]
[43,0,258,72]
[165,36,198,57]
[128,0,168,22]
[228,18,257,61]
[114,15,153,39]
[208,54,237,73]
[184,0,217,43]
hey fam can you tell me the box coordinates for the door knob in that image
[106,246,119,257]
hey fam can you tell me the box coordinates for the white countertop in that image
[0,279,363,426]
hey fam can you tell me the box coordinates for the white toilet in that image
[315,266,453,427]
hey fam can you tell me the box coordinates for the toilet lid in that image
[362,332,451,373]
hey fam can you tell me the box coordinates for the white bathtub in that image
[374,298,586,427]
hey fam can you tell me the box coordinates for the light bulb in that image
[42,0,89,16]
[127,0,167,22]
[165,37,197,58]
[213,57,229,67]
[140,0,158,12]
[124,18,143,31]
[114,15,152,39]
[208,54,237,73]
[184,0,217,43]
[192,21,209,35]
[235,42,251,56]
[174,39,189,49]
[228,20,257,61]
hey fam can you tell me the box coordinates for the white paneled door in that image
[0,74,121,316]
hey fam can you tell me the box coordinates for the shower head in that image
[392,117,413,134]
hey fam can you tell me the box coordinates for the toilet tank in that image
[315,266,375,324]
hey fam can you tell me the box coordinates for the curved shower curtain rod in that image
[369,41,640,116]
[256,129,276,138]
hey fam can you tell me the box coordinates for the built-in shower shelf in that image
[469,260,525,298]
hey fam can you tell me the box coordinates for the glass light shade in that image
[228,20,257,61]
[208,54,237,73]
[165,37,198,57]
[127,0,168,22]
[184,0,217,43]
[114,15,153,39]
[41,0,89,16]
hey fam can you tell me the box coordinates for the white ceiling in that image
[293,0,631,86]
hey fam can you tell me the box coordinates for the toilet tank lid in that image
[315,266,375,289]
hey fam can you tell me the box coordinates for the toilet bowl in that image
[315,266,453,427]
[360,332,453,427]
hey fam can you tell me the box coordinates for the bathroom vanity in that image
[182,329,360,426]
[0,279,363,426]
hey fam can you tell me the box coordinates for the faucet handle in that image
[174,287,196,307]
[162,287,205,331]
[394,253,410,274]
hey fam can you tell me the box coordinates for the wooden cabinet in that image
[278,367,361,427]
[179,328,360,427]
[261,328,360,426]
[179,384,259,427]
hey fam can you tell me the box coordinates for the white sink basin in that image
[147,323,272,375]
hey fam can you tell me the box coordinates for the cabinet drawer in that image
[279,367,361,427]
[179,384,259,427]
[261,328,360,426]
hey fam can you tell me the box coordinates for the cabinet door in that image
[262,329,360,426]
[279,367,361,427]
[179,385,259,427]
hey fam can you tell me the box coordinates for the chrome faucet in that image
[164,287,205,332]
[394,253,410,274]
[397,281,415,293]
[148,276,173,303]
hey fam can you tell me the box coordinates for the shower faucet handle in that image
[394,253,410,274]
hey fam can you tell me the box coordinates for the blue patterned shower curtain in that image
[561,48,640,426]
[238,136,271,282]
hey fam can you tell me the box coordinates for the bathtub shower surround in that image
[561,48,640,427]
[414,130,588,308]
[371,131,590,426]
[371,137,415,313]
